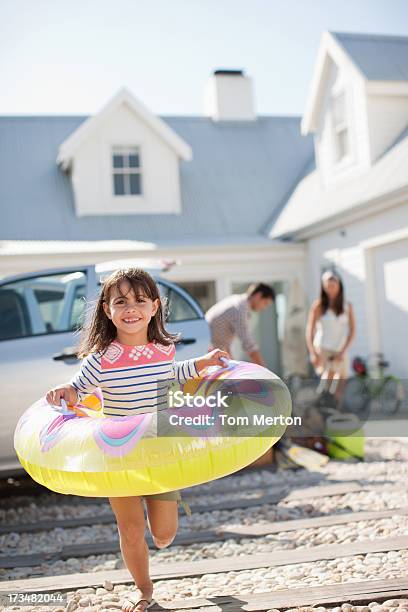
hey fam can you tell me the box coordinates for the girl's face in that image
[103,280,159,344]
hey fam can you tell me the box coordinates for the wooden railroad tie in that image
[149,578,408,610]
[1,535,408,590]
[0,507,407,568]
[0,480,402,537]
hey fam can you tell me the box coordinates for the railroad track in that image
[0,438,407,611]
[0,508,407,569]
[0,480,403,537]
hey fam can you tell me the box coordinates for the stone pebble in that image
[1,510,406,558]
[1,508,407,580]
[1,438,407,525]
[2,549,407,611]
[0,447,407,580]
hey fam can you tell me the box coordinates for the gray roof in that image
[0,115,313,244]
[332,31,408,81]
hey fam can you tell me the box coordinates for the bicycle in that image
[286,366,340,415]
[342,352,405,417]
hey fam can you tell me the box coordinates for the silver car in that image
[0,259,210,474]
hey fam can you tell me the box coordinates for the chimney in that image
[204,69,256,121]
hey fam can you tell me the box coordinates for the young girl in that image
[46,268,229,612]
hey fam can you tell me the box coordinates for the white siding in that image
[306,201,408,365]
[373,237,408,378]
[352,75,371,170]
[366,93,408,163]
[314,63,336,186]
[314,58,371,189]
[0,244,306,287]
[71,103,182,217]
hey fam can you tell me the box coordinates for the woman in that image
[305,270,355,398]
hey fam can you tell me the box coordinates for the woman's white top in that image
[313,304,350,352]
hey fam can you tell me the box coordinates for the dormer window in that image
[332,92,349,163]
[112,146,142,196]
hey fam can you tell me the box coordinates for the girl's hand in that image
[195,348,231,373]
[46,385,78,407]
[333,350,345,362]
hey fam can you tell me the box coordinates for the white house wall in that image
[71,103,182,216]
[314,58,371,190]
[306,201,408,363]
[0,243,306,294]
[371,236,408,378]
[366,93,408,163]
[352,72,372,171]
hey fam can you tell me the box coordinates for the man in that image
[205,283,275,367]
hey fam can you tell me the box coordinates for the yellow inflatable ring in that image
[14,360,291,497]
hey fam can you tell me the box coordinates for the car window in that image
[0,271,87,341]
[163,287,200,322]
[0,287,32,340]
[69,282,88,330]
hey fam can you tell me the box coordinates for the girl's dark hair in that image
[319,273,344,316]
[77,268,179,358]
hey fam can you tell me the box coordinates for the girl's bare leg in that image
[144,498,178,549]
[108,496,153,612]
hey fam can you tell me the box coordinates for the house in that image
[268,32,408,378]
[1,32,407,377]
[0,71,313,374]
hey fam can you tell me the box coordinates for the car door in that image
[0,266,96,471]
[157,279,210,360]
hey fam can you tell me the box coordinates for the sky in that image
[1,0,408,117]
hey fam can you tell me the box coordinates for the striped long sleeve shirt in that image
[69,339,199,416]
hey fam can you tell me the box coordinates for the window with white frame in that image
[112,146,142,196]
[331,92,349,163]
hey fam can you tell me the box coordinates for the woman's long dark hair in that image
[319,274,345,316]
[77,268,179,358]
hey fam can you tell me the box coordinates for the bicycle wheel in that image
[380,377,402,416]
[341,376,370,418]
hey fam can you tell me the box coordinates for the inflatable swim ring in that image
[14,360,291,497]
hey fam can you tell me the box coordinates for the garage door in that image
[374,238,408,378]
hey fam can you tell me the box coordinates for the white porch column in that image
[282,277,309,377]
[215,277,232,301]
